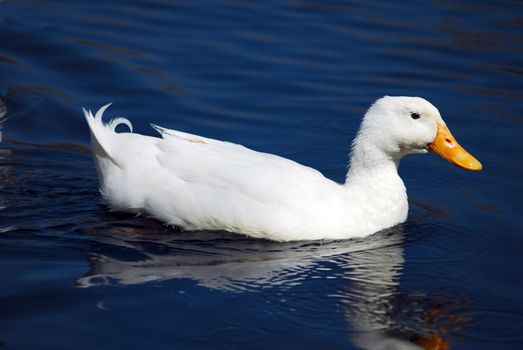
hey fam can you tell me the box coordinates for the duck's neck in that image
[344,140,408,229]
[345,139,401,182]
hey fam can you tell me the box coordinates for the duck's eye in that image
[411,112,421,120]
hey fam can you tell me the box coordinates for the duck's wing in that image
[151,124,334,208]
[154,125,327,196]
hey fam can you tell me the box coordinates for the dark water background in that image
[1,0,523,349]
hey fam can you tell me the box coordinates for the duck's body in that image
[85,97,481,241]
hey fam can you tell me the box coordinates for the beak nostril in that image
[445,138,452,144]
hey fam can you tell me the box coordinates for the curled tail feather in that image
[83,103,133,168]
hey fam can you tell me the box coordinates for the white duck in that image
[84,96,481,241]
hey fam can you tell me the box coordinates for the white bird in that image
[84,96,481,241]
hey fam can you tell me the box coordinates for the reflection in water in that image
[78,226,461,349]
[339,238,453,350]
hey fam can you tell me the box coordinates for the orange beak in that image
[427,124,482,171]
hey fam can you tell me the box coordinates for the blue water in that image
[1,0,523,349]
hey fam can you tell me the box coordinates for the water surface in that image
[1,1,523,349]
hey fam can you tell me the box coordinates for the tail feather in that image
[83,103,133,168]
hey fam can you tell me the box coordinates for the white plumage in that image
[84,96,481,241]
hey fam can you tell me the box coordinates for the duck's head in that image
[357,96,482,171]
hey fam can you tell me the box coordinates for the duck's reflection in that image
[78,223,460,349]
[338,234,452,350]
